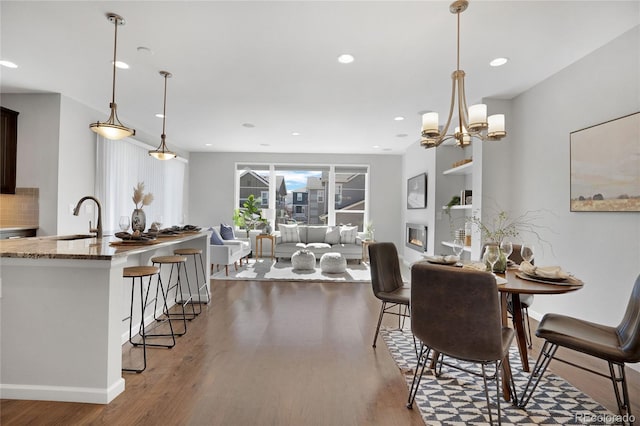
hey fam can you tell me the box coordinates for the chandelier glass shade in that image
[89,13,135,140]
[420,0,506,149]
[149,71,177,160]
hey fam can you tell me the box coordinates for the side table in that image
[256,233,275,259]
[362,240,375,262]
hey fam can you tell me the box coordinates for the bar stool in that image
[122,266,176,373]
[174,248,210,314]
[151,255,197,336]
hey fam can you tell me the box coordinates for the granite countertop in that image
[0,231,208,261]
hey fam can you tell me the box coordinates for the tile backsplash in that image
[0,188,39,227]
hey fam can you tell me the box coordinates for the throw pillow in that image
[279,224,300,243]
[306,226,327,243]
[325,226,341,244]
[210,227,224,245]
[340,225,358,244]
[220,223,235,240]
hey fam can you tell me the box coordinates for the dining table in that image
[497,267,584,401]
[497,268,584,372]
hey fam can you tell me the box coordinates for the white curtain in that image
[96,136,186,234]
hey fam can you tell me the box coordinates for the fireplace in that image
[406,223,428,252]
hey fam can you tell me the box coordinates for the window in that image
[96,136,186,233]
[235,163,369,229]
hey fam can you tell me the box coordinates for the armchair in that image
[209,226,251,276]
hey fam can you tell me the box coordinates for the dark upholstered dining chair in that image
[407,263,516,425]
[368,242,410,348]
[519,274,640,423]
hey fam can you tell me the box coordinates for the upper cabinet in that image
[1,107,19,194]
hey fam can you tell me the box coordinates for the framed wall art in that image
[570,111,640,212]
[407,173,427,209]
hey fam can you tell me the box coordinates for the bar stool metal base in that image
[122,266,176,373]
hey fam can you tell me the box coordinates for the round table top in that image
[497,269,584,295]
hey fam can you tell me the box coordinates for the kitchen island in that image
[0,231,210,404]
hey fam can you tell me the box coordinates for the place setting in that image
[513,243,584,286]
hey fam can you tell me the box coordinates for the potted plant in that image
[472,209,547,273]
[237,194,266,237]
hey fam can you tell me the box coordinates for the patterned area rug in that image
[211,258,371,282]
[381,328,617,425]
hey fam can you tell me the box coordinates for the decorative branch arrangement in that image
[132,182,154,209]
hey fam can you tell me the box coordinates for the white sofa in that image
[209,226,251,276]
[274,224,364,262]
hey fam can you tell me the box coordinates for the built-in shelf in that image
[441,241,472,253]
[441,204,472,210]
[442,161,473,175]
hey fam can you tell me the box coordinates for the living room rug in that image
[211,258,371,283]
[381,328,617,425]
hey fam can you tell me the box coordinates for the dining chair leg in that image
[406,343,430,409]
[609,361,632,420]
[519,341,558,408]
[372,301,386,348]
[480,363,495,424]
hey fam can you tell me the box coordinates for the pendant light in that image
[89,13,136,140]
[149,71,177,160]
[420,0,506,149]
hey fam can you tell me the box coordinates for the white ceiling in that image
[1,1,638,155]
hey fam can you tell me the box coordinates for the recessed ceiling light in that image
[291,132,300,136]
[372,145,380,149]
[242,123,255,128]
[155,113,164,118]
[113,61,129,69]
[490,57,508,67]
[394,116,405,121]
[396,133,408,138]
[0,60,18,68]
[337,54,354,64]
[205,143,212,146]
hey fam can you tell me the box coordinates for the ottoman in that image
[291,250,316,271]
[320,252,347,274]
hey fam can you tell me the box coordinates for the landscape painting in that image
[570,112,640,212]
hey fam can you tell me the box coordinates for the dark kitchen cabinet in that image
[1,107,19,194]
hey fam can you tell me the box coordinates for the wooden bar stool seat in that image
[174,248,210,312]
[122,265,176,373]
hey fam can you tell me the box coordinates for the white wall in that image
[2,94,61,236]
[188,152,403,249]
[509,26,640,326]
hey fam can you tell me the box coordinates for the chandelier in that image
[420,0,506,149]
[89,13,135,140]
[149,71,177,160]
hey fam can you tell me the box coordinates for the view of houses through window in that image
[236,164,368,231]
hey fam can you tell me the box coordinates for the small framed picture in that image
[407,173,427,209]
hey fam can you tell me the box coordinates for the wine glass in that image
[154,215,164,230]
[484,245,500,276]
[521,243,535,264]
[452,238,464,265]
[500,240,513,266]
[118,216,130,232]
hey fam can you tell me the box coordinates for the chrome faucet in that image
[73,196,103,238]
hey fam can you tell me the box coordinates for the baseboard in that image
[0,378,125,404]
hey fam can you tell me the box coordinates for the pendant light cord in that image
[110,16,119,106]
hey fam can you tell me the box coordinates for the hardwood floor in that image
[1,279,638,425]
